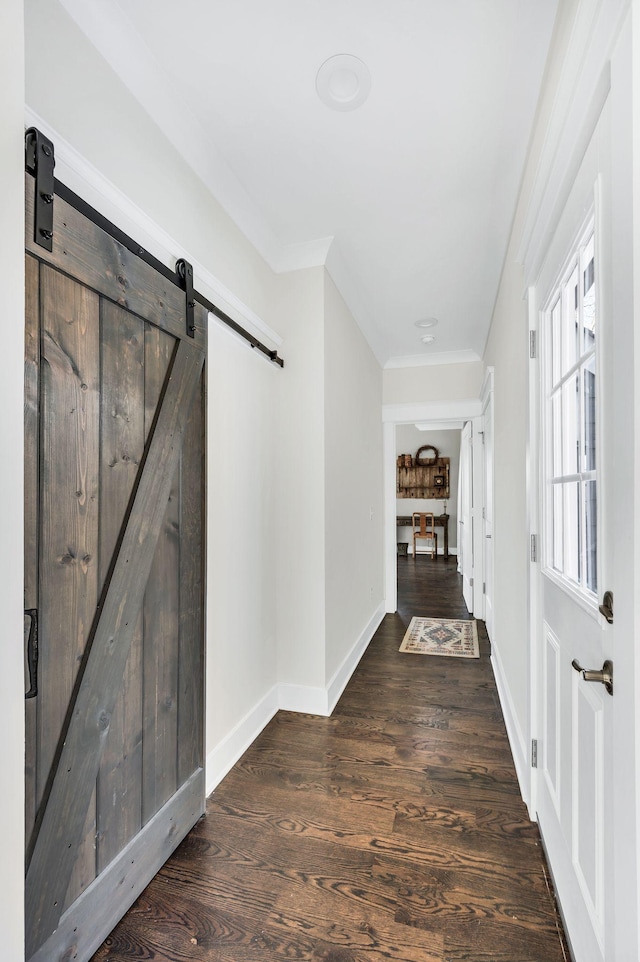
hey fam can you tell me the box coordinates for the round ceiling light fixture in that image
[420,334,436,345]
[415,317,439,329]
[316,54,371,111]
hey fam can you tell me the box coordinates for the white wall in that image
[395,425,461,553]
[483,283,530,749]
[0,0,25,956]
[383,360,484,405]
[205,322,281,787]
[324,273,384,687]
[273,268,385,708]
[274,267,327,697]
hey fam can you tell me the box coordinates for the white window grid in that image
[542,218,597,600]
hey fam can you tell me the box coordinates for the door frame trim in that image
[382,398,482,614]
[481,367,495,638]
[527,285,540,821]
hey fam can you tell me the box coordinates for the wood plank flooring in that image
[92,556,569,962]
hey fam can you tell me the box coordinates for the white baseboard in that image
[327,602,385,713]
[490,638,532,813]
[205,685,279,796]
[278,683,330,716]
[206,604,385,793]
[279,602,385,716]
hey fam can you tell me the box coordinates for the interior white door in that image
[534,103,616,962]
[459,421,473,613]
[482,387,494,640]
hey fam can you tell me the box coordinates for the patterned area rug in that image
[399,617,479,658]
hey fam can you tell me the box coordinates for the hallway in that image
[92,558,569,962]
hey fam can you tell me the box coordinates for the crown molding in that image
[276,235,335,273]
[382,398,483,424]
[384,350,482,370]
[414,421,465,431]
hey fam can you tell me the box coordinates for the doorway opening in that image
[383,394,489,621]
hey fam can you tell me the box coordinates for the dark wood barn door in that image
[24,171,207,962]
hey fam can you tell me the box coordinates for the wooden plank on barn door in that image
[178,350,206,783]
[25,337,204,958]
[96,302,146,872]
[36,267,101,910]
[36,267,100,809]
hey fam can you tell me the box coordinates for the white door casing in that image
[482,370,495,640]
[472,418,485,619]
[382,400,482,614]
[459,420,474,614]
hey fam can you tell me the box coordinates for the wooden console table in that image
[397,514,449,558]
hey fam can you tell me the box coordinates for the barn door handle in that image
[24,608,39,699]
[571,658,613,696]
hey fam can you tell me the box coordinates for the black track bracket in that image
[175,258,196,338]
[25,127,55,252]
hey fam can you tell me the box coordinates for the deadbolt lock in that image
[599,590,614,624]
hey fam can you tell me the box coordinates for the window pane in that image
[551,389,562,477]
[553,484,563,572]
[551,298,562,386]
[563,265,579,372]
[584,357,596,472]
[564,481,580,585]
[582,235,596,353]
[562,374,580,475]
[584,480,597,593]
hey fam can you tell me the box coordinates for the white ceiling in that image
[59,0,559,367]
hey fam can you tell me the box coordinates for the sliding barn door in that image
[24,172,207,962]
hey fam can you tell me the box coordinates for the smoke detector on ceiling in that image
[316,55,371,111]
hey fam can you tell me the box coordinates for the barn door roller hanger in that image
[25,127,55,252]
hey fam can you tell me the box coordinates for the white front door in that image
[459,421,473,613]
[533,96,622,961]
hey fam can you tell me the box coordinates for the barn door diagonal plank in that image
[25,338,205,958]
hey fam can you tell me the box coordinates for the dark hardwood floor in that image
[92,556,569,962]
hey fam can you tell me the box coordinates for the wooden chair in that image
[412,512,438,560]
